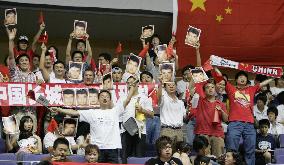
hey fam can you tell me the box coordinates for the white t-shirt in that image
[269,122,284,135]
[160,89,186,127]
[79,106,123,149]
[277,104,284,123]
[118,93,153,134]
[253,105,268,121]
[270,87,284,96]
[176,79,189,100]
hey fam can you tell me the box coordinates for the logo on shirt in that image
[258,141,271,150]
[234,91,250,108]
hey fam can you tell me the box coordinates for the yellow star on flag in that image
[190,0,207,12]
[216,15,224,22]
[225,7,232,14]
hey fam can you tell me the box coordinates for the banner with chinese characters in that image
[210,55,283,78]
[0,82,158,107]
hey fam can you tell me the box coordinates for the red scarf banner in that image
[210,55,283,78]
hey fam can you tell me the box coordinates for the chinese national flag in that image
[47,118,58,133]
[115,42,122,54]
[38,11,44,24]
[173,0,284,68]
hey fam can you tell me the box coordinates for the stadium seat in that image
[275,148,284,158]
[22,153,49,165]
[0,153,17,165]
[67,155,86,162]
[275,155,284,164]
[279,134,284,148]
[127,157,152,164]
[0,139,6,153]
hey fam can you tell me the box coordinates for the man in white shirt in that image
[267,106,284,136]
[119,76,154,163]
[158,82,187,142]
[253,94,269,121]
[270,76,284,96]
[276,91,284,125]
[51,89,135,163]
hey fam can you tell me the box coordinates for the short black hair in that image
[69,62,82,69]
[85,144,100,155]
[256,93,267,105]
[76,39,86,47]
[16,54,30,65]
[98,53,112,63]
[75,21,86,28]
[63,89,74,95]
[127,76,137,82]
[161,63,173,71]
[53,137,69,149]
[88,88,98,94]
[191,69,203,74]
[267,106,278,117]
[53,61,65,69]
[174,141,191,153]
[193,136,209,152]
[259,119,270,128]
[235,71,248,80]
[143,25,153,31]
[188,27,200,36]
[128,55,140,65]
[255,74,268,83]
[83,68,95,78]
[155,136,172,157]
[182,65,195,75]
[140,71,153,81]
[98,90,112,100]
[103,74,112,83]
[64,118,77,126]
[275,75,284,86]
[19,115,33,132]
[277,91,284,105]
[71,51,83,60]
[6,9,16,16]
[76,89,87,95]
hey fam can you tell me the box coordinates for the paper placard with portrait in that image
[102,73,113,90]
[156,44,169,63]
[141,25,154,39]
[88,88,100,108]
[5,8,17,27]
[73,20,87,39]
[68,61,83,81]
[125,53,142,75]
[75,88,89,107]
[159,63,175,83]
[2,115,19,134]
[62,118,78,137]
[191,67,209,83]
[185,25,201,48]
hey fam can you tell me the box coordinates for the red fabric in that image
[83,54,96,71]
[0,64,10,82]
[166,44,174,59]
[138,44,149,58]
[38,31,48,43]
[0,106,10,117]
[13,47,35,61]
[195,82,206,98]
[203,59,213,71]
[211,70,224,84]
[189,98,226,138]
[148,88,158,107]
[175,0,284,67]
[226,83,260,123]
[36,106,47,136]
[115,42,122,54]
[47,118,58,133]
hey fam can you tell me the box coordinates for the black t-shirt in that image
[145,157,183,165]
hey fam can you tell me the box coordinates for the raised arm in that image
[66,31,75,64]
[39,43,50,82]
[123,85,137,108]
[85,33,92,65]
[260,78,274,88]
[51,107,79,116]
[32,22,45,52]
[195,41,201,67]
[7,28,17,65]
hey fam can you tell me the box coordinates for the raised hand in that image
[7,28,17,40]
[40,22,46,31]
[41,43,47,52]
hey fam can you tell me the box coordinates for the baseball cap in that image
[18,36,29,43]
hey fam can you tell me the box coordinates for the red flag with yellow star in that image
[173,0,284,68]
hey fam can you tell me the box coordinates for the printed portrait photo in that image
[68,61,83,81]
[2,115,19,134]
[185,25,201,48]
[102,73,113,90]
[62,89,75,107]
[159,63,175,83]
[191,67,209,83]
[88,88,100,107]
[76,89,89,107]
[156,44,168,62]
[62,118,78,137]
[125,54,142,75]
[141,25,154,39]
[73,20,87,39]
[4,8,17,26]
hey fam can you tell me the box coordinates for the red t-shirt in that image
[189,98,227,138]
[13,47,34,61]
[226,82,260,123]
[83,54,96,71]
